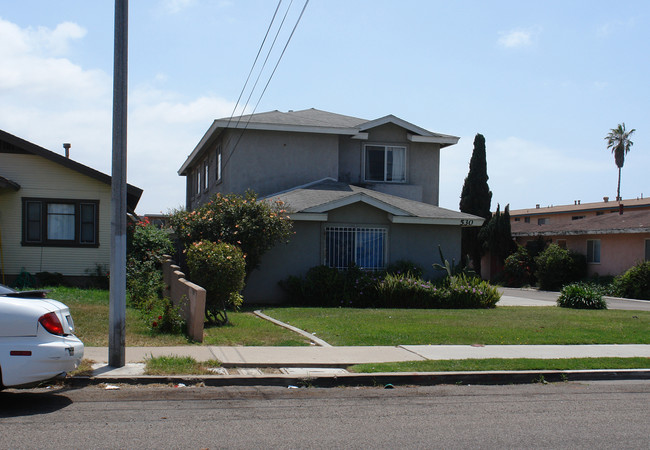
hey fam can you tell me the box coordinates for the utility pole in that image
[109,0,128,367]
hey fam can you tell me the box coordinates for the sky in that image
[1,0,648,215]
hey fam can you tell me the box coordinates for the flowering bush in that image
[446,273,501,308]
[186,240,245,325]
[127,217,174,263]
[170,191,293,277]
[143,297,186,334]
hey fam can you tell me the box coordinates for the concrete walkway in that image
[84,344,650,367]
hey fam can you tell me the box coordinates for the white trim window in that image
[587,239,601,263]
[364,145,406,183]
[324,226,387,270]
[216,144,222,183]
[203,160,209,191]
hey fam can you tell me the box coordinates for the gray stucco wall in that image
[243,220,322,304]
[227,130,338,196]
[337,123,441,206]
[243,202,462,304]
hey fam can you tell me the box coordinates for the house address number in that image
[460,219,474,226]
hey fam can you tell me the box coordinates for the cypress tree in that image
[459,133,492,275]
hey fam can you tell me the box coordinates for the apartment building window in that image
[364,145,406,183]
[537,218,548,225]
[195,168,201,196]
[203,160,209,191]
[572,216,585,220]
[524,217,530,223]
[324,226,387,270]
[587,239,601,263]
[216,145,222,183]
[23,198,98,247]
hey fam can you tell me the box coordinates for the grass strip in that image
[144,356,222,375]
[349,357,650,373]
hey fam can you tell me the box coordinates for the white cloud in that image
[439,135,611,212]
[161,0,197,14]
[0,16,236,214]
[497,27,540,49]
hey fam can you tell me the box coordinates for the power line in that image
[225,0,283,128]
[222,0,310,173]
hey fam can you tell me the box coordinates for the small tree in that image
[170,191,293,278]
[459,133,492,275]
[535,244,586,291]
[479,203,516,270]
[186,240,246,325]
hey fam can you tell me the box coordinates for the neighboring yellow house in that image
[0,129,142,286]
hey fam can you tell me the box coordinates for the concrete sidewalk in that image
[84,344,650,367]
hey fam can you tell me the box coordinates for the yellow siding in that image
[0,154,112,277]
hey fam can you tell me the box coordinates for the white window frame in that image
[203,159,209,191]
[363,144,407,183]
[323,225,388,270]
[587,239,601,264]
[216,144,222,183]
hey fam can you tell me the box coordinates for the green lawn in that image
[51,287,309,347]
[51,287,649,347]
[261,306,650,346]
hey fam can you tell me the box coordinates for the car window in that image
[0,284,16,295]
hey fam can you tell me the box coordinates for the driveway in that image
[498,287,650,311]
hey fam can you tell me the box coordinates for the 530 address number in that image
[460,219,474,226]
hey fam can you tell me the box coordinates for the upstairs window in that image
[203,160,209,191]
[324,226,386,270]
[587,239,601,263]
[364,145,406,183]
[23,198,99,247]
[216,144,222,183]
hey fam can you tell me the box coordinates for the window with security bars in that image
[324,226,386,270]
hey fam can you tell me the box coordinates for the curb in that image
[68,369,650,388]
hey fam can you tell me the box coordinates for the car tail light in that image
[39,312,65,335]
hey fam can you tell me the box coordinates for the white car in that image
[0,284,84,388]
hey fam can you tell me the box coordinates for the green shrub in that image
[612,261,650,300]
[282,266,501,309]
[127,219,174,263]
[126,258,164,309]
[503,246,535,287]
[186,240,245,324]
[170,191,293,277]
[557,283,607,309]
[446,274,501,308]
[535,244,587,291]
[374,273,447,308]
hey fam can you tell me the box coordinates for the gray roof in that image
[265,178,483,226]
[178,108,460,175]
[218,108,368,129]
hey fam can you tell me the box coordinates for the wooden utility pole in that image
[109,0,128,367]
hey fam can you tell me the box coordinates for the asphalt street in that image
[1,382,648,449]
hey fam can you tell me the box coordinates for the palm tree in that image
[605,123,635,201]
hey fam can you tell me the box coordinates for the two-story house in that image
[178,108,482,302]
